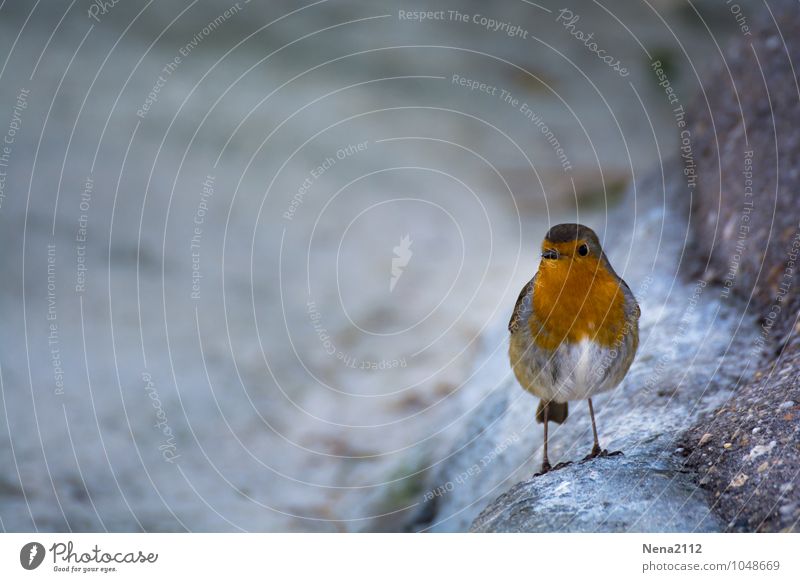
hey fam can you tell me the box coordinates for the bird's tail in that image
[536,400,568,424]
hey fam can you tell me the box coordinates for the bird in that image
[508,223,640,474]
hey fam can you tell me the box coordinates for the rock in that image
[681,0,800,532]
[471,452,723,533]
[730,474,749,489]
[745,441,776,462]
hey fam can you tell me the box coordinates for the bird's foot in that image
[534,460,552,476]
[582,447,623,462]
[534,460,572,477]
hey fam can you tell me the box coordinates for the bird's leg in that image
[534,403,573,476]
[583,398,623,461]
[588,398,602,457]
[533,403,572,477]
[540,404,552,474]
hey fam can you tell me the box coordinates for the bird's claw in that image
[534,460,552,476]
[534,460,572,477]
[582,448,623,462]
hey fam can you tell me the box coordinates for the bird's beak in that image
[541,249,559,260]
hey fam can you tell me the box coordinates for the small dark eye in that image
[578,244,589,257]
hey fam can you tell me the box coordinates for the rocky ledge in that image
[472,451,722,533]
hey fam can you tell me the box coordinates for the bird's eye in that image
[577,244,589,257]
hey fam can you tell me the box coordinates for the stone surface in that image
[471,450,723,533]
[680,0,800,532]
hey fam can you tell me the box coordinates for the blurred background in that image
[0,0,746,531]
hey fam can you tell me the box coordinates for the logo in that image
[390,234,413,292]
[20,542,45,570]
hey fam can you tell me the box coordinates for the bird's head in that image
[539,223,603,267]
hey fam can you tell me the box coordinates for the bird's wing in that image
[619,277,641,320]
[508,276,535,333]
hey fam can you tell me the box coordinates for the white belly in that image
[511,337,625,403]
[545,339,606,401]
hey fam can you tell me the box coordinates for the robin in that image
[508,224,640,474]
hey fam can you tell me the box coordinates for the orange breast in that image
[531,255,626,350]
